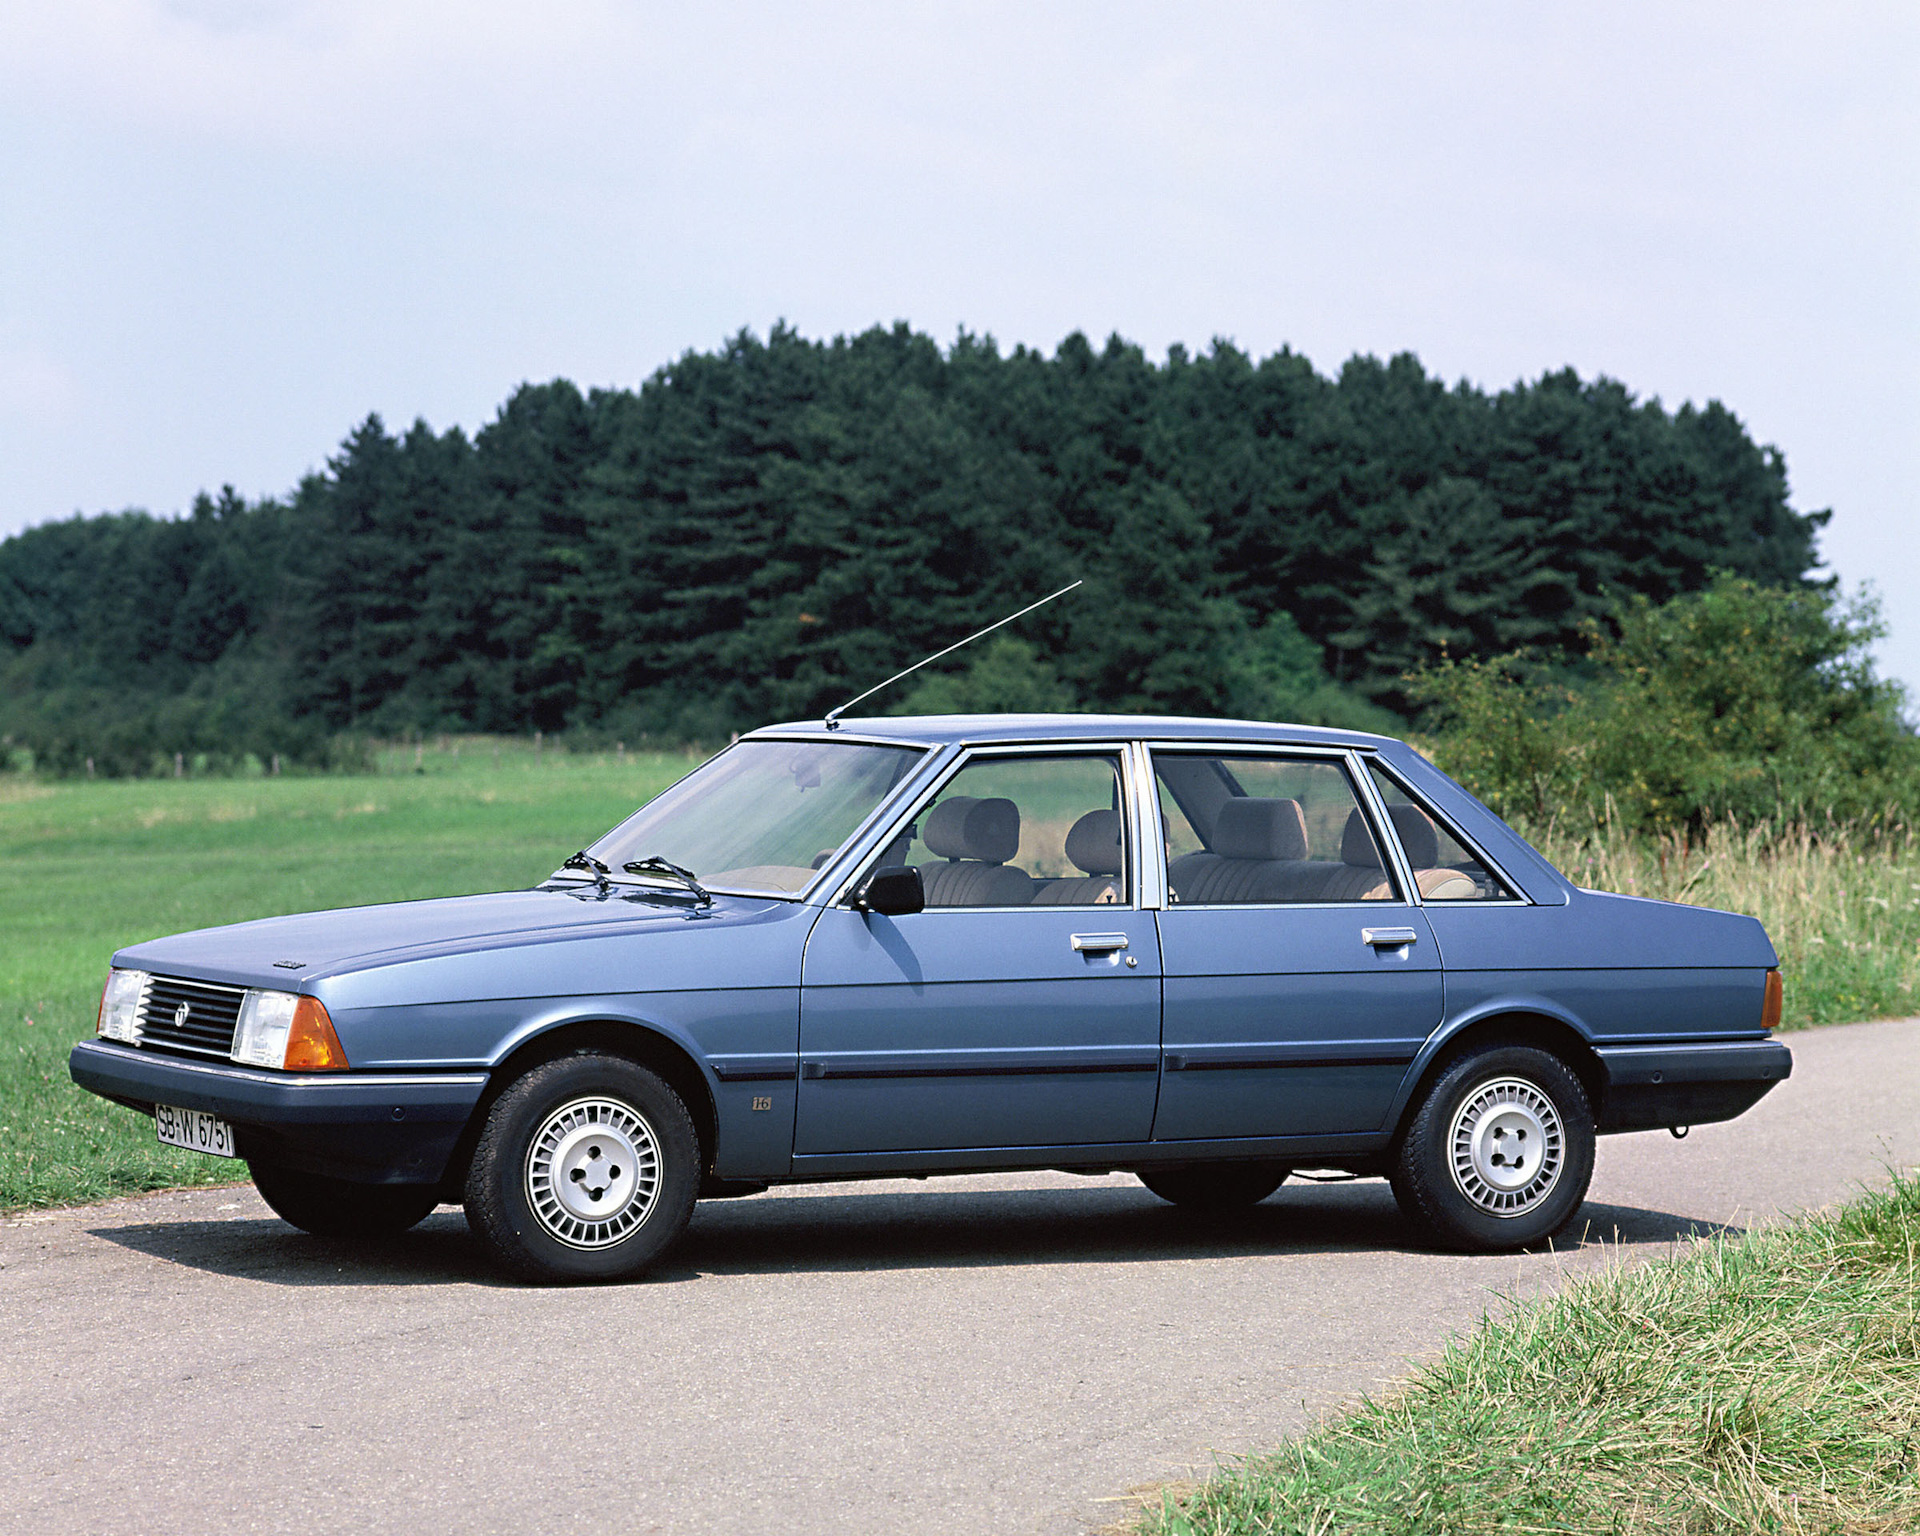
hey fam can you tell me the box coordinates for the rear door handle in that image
[1071,933,1129,954]
[1362,927,1418,949]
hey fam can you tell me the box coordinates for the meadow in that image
[0,740,687,1209]
[2,743,1917,1210]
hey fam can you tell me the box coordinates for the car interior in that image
[871,750,1508,909]
[881,753,1130,908]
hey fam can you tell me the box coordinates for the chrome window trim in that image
[1126,740,1167,909]
[827,741,1145,911]
[1344,748,1419,904]
[1143,740,1412,909]
[1353,752,1535,908]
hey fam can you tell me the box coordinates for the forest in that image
[0,322,1828,778]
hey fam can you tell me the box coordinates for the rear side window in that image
[1363,762,1517,901]
[1153,752,1399,905]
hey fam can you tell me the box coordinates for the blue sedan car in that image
[70,716,1790,1282]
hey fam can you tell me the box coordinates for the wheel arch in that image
[439,1018,720,1200]
[1388,1006,1605,1151]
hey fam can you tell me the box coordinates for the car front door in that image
[795,748,1163,1157]
[1148,746,1444,1141]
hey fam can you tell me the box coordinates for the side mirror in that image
[856,864,924,917]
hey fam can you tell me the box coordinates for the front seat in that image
[1031,809,1125,905]
[917,796,1033,907]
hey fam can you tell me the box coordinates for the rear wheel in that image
[464,1052,699,1284]
[250,1164,440,1238]
[1391,1045,1595,1252]
[1137,1161,1290,1211]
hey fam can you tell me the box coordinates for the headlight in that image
[97,969,149,1043]
[232,990,349,1071]
[232,989,299,1067]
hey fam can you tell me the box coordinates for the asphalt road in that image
[4,1016,1916,1536]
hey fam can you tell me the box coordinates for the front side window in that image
[1154,752,1399,904]
[586,739,925,896]
[881,752,1130,908]
[1363,762,1517,901]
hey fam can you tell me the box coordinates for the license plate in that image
[155,1103,236,1159]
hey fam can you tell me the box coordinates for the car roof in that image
[747,713,1402,751]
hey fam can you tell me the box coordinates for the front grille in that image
[137,975,246,1060]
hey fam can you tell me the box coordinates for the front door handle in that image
[1071,932,1129,954]
[1362,927,1418,949]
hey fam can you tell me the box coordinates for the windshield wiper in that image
[622,855,713,907]
[560,851,611,890]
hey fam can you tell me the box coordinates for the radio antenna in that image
[823,580,1082,730]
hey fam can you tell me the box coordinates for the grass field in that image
[0,740,689,1210]
[3,744,1918,1210]
[1137,1171,1920,1536]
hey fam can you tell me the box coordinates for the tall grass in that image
[1140,1172,1920,1536]
[1525,810,1920,1027]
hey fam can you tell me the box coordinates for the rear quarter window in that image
[1363,761,1517,902]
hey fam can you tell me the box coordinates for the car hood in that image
[112,885,780,992]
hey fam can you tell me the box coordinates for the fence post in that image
[174,751,184,778]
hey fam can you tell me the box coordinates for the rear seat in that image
[1168,797,1467,904]
[1168,797,1324,903]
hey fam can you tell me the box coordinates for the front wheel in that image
[1138,1161,1289,1211]
[1391,1045,1595,1252]
[250,1163,441,1238]
[463,1053,699,1283]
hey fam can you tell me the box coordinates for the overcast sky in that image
[3,2,1916,688]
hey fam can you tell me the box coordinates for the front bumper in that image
[1595,1037,1792,1134]
[70,1039,488,1186]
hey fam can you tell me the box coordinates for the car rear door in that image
[1147,745,1443,1140]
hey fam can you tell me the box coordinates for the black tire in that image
[250,1163,441,1239]
[1391,1045,1595,1252]
[1138,1161,1290,1211]
[463,1053,699,1284]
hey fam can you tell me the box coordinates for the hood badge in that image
[272,960,306,970]
[173,1001,191,1029]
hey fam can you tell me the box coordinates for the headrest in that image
[1212,797,1308,861]
[1341,805,1439,869]
[1390,804,1440,867]
[1340,809,1381,867]
[922,796,1020,864]
[1064,810,1124,876]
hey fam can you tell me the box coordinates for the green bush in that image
[1410,577,1920,834]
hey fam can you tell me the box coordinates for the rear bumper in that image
[1595,1038,1792,1134]
[69,1039,487,1186]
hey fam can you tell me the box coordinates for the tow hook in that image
[1669,1125,1690,1139]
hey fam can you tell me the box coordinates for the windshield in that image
[583,739,926,896]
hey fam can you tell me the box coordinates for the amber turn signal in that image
[284,996,349,1070]
[1760,968,1784,1033]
